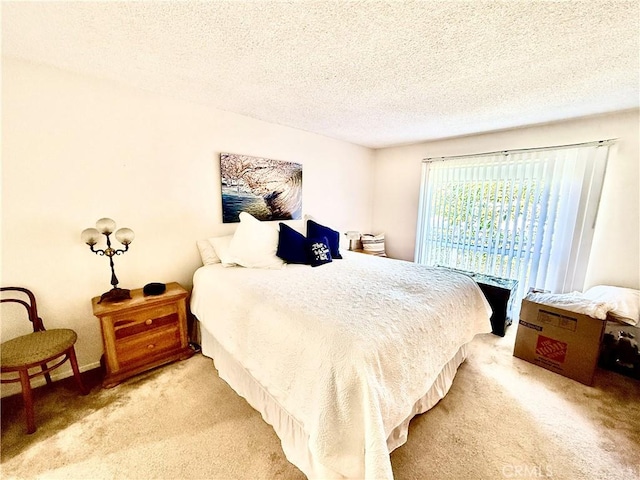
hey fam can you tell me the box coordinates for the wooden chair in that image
[1,287,87,434]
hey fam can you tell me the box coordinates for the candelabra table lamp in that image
[81,218,135,303]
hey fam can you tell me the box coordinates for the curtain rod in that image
[422,138,617,163]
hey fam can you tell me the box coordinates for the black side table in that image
[473,273,518,336]
[439,266,518,336]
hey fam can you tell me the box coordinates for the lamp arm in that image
[88,240,129,256]
[113,244,130,255]
[89,245,107,256]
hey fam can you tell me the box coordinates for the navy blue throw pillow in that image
[276,223,308,264]
[306,220,342,259]
[307,237,333,267]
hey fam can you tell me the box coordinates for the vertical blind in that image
[415,141,612,304]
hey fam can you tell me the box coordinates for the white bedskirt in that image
[199,322,469,479]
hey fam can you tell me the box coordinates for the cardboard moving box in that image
[513,299,607,385]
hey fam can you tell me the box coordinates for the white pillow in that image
[229,212,284,269]
[196,238,221,265]
[583,285,639,326]
[209,235,236,267]
[525,291,611,320]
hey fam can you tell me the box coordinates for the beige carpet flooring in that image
[1,328,639,480]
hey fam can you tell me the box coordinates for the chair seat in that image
[1,329,77,369]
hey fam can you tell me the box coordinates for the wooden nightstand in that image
[91,282,193,388]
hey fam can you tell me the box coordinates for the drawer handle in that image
[145,319,153,325]
[147,344,156,349]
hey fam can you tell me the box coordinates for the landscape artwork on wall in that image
[220,153,303,223]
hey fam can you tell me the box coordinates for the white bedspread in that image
[191,253,492,479]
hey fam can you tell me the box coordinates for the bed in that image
[190,243,492,479]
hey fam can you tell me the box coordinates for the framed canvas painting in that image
[220,153,302,223]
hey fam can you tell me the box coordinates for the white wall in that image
[372,110,640,290]
[1,57,374,392]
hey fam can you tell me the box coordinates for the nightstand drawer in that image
[115,326,181,366]
[113,304,178,340]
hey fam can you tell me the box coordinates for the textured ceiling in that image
[2,1,639,148]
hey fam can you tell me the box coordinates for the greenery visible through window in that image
[415,142,611,306]
[429,178,540,278]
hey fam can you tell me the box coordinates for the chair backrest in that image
[0,287,45,333]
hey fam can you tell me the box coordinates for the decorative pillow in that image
[360,233,387,256]
[307,219,342,259]
[209,235,236,267]
[276,223,308,264]
[229,212,285,269]
[307,237,333,267]
[304,214,345,251]
[196,238,221,265]
[582,285,639,326]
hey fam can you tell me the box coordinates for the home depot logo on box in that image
[535,335,568,363]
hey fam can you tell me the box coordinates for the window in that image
[415,141,612,306]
